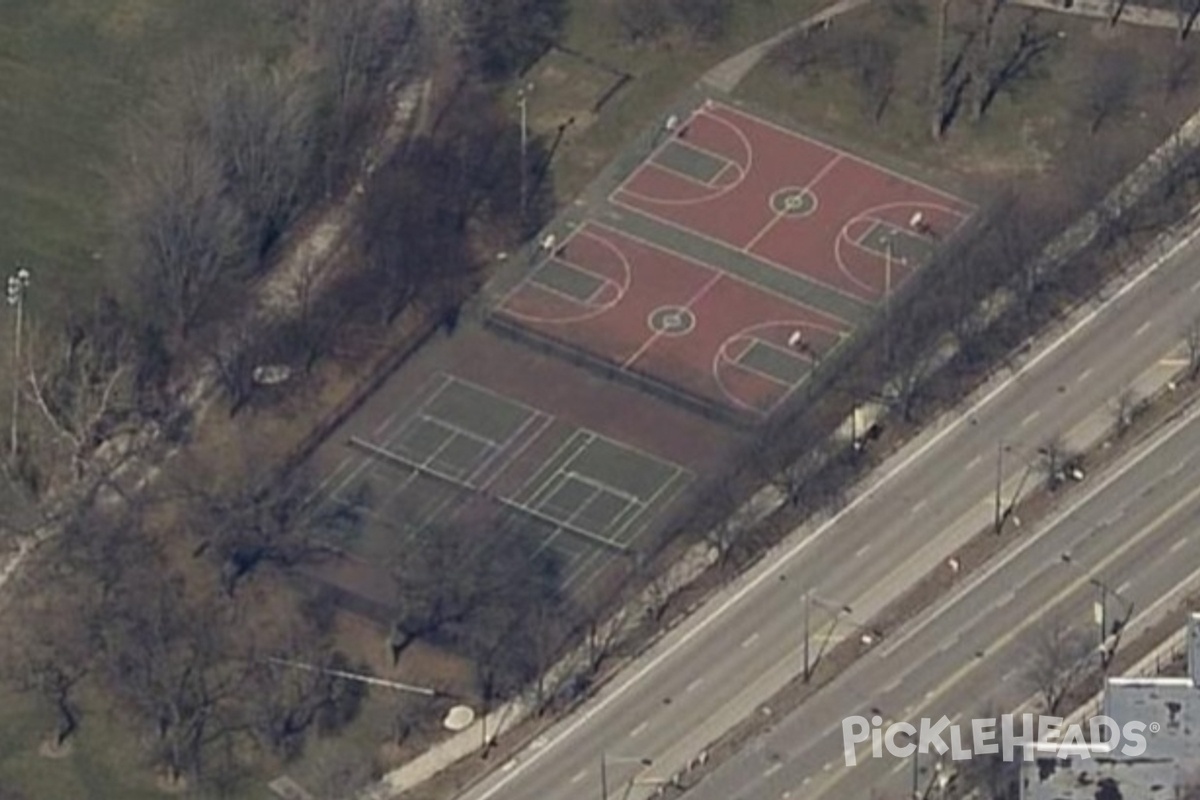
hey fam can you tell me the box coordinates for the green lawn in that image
[0,0,280,316]
[0,686,273,800]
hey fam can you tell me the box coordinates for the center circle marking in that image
[770,187,818,217]
[648,306,696,337]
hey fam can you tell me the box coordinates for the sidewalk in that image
[1013,0,1181,29]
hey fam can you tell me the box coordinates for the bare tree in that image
[1111,389,1138,437]
[461,0,566,81]
[1037,434,1070,491]
[303,0,423,191]
[388,519,561,656]
[0,582,91,752]
[23,297,137,483]
[1023,618,1096,714]
[1177,0,1200,40]
[117,123,252,340]
[98,574,243,788]
[1078,47,1138,135]
[973,14,1056,122]
[1185,315,1200,379]
[613,0,672,44]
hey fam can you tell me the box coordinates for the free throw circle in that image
[648,306,696,337]
[770,187,818,218]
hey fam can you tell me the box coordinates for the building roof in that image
[1018,614,1200,800]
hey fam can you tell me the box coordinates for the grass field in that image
[0,685,273,800]
[528,0,828,202]
[0,0,281,315]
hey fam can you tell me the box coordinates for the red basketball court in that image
[491,99,974,419]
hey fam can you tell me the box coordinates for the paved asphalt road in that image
[453,224,1200,800]
[688,391,1200,800]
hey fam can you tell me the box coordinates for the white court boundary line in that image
[461,202,1200,800]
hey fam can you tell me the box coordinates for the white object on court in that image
[665,114,679,131]
[909,211,924,228]
[541,233,556,251]
[788,330,804,348]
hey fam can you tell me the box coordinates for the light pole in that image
[600,753,652,800]
[801,590,873,681]
[517,82,534,222]
[1060,553,1135,668]
[883,239,893,366]
[7,267,29,457]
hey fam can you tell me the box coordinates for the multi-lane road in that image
[454,222,1200,800]
[689,389,1200,800]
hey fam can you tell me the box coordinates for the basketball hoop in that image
[909,211,924,229]
[788,330,804,348]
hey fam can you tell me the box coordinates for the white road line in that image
[570,770,586,784]
[855,544,870,558]
[686,678,704,693]
[910,499,928,515]
[1076,367,1094,383]
[764,762,783,777]
[742,632,761,649]
[879,397,1200,660]
[965,455,982,469]
[1019,410,1041,428]
[1171,537,1190,554]
[464,216,1200,800]
[1191,277,1200,293]
[629,721,648,738]
[1117,580,1133,595]
[994,589,1017,608]
[1135,321,1152,338]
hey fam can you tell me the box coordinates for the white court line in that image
[463,209,1200,800]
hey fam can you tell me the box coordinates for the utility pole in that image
[518,83,533,223]
[803,590,812,682]
[993,440,1004,533]
[7,267,29,458]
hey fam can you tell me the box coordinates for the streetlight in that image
[1060,552,1135,668]
[600,753,652,800]
[517,82,534,221]
[7,266,29,457]
[801,589,878,681]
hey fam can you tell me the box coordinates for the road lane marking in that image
[1135,321,1152,338]
[965,455,982,469]
[461,217,1200,800]
[1191,277,1200,292]
[855,544,870,558]
[686,678,704,693]
[1117,580,1132,595]
[1019,410,1041,428]
[1171,538,1189,554]
[570,770,586,784]
[764,763,782,777]
[1076,367,1094,383]
[742,633,760,649]
[878,396,1200,660]
[629,721,648,738]
[910,499,928,515]
[821,476,1200,798]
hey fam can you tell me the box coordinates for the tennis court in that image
[311,373,692,590]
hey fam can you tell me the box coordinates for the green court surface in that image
[532,259,606,302]
[314,376,691,588]
[859,222,935,267]
[739,341,810,384]
[653,140,728,183]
